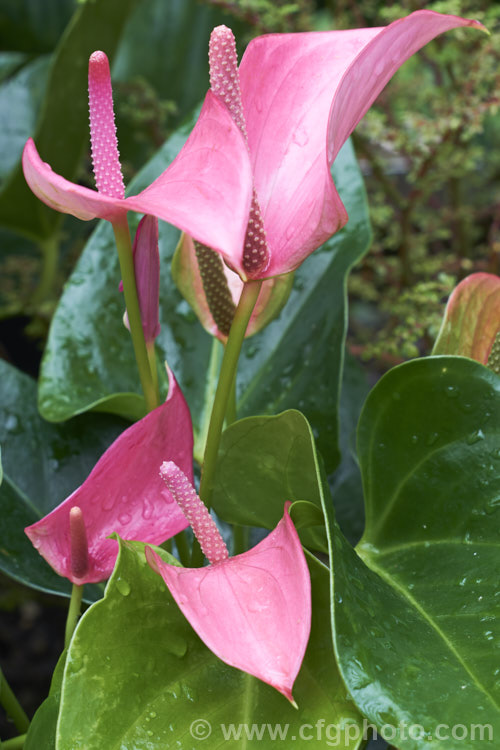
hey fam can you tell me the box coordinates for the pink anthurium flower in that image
[146,461,311,704]
[172,233,293,342]
[22,51,252,262]
[25,369,193,584]
[121,214,161,343]
[200,11,483,281]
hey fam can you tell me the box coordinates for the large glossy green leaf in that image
[113,0,245,121]
[329,350,370,545]
[0,359,126,597]
[211,410,328,553]
[0,0,76,54]
[38,137,370,471]
[322,357,500,749]
[0,0,137,240]
[56,538,363,750]
[0,55,50,187]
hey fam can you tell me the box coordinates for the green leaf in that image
[0,0,138,240]
[113,0,246,122]
[0,0,76,54]
[330,350,370,545]
[211,410,328,553]
[38,137,370,474]
[56,538,363,749]
[0,359,126,597]
[322,357,500,748]
[0,55,50,188]
[24,649,67,750]
[433,272,500,364]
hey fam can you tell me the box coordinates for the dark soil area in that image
[0,575,67,740]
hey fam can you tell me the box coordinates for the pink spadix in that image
[146,462,311,704]
[203,13,483,281]
[209,26,269,278]
[25,369,193,584]
[88,51,125,199]
[22,50,252,259]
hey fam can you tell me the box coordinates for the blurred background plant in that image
[329,0,500,366]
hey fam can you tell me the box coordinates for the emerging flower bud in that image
[122,215,161,343]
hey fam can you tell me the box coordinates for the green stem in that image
[1,734,27,750]
[146,342,160,405]
[191,280,262,566]
[232,525,249,555]
[193,338,224,465]
[112,216,158,413]
[0,669,29,734]
[64,584,84,649]
[174,530,191,567]
[225,372,237,426]
[32,236,59,306]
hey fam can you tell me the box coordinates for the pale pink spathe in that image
[22,91,252,263]
[216,10,484,278]
[25,369,193,584]
[146,503,311,703]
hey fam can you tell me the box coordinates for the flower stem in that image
[174,530,191,567]
[0,668,29,734]
[1,734,27,749]
[146,342,160,405]
[225,372,237,426]
[64,583,84,649]
[112,216,158,413]
[232,525,249,555]
[32,235,59,306]
[192,279,262,566]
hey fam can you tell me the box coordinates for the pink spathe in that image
[208,11,483,279]
[23,14,483,281]
[25,369,193,584]
[146,463,311,703]
[23,66,252,261]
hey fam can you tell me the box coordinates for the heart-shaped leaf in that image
[322,357,500,748]
[211,410,328,553]
[38,137,370,472]
[0,359,126,597]
[56,538,364,749]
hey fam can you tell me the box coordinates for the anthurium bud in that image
[172,233,293,343]
[432,272,500,364]
[122,215,161,343]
